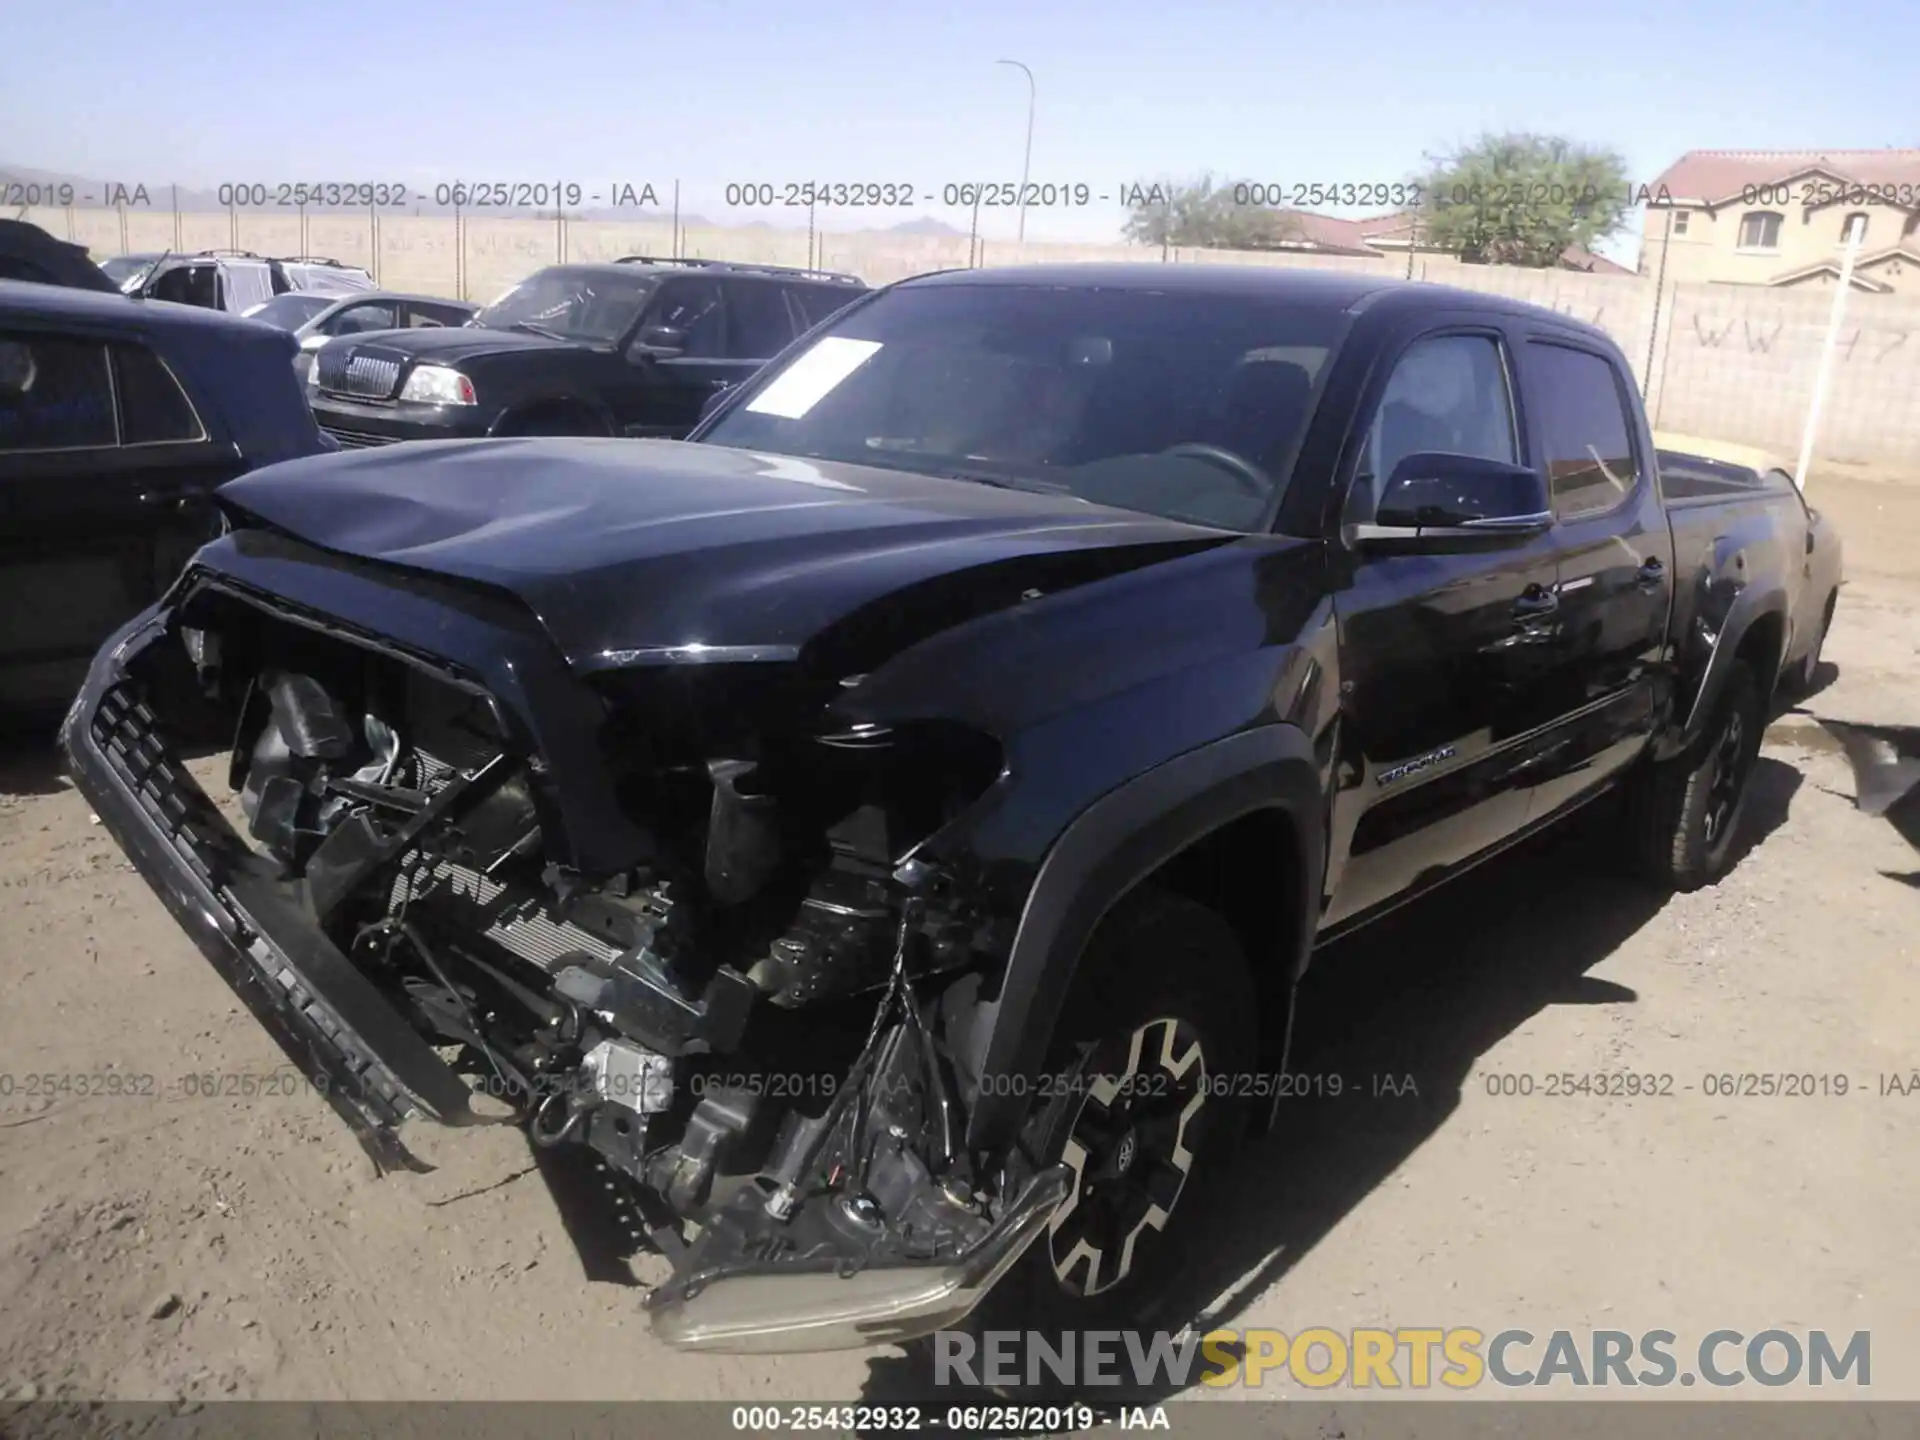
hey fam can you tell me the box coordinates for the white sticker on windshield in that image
[744,337,882,419]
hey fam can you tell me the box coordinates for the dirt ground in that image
[1,469,1917,1407]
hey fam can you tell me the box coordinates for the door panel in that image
[1325,326,1564,929]
[616,277,754,439]
[1327,537,1564,926]
[1515,339,1675,820]
[0,332,238,714]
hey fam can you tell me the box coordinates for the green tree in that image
[1413,133,1632,267]
[1120,173,1306,251]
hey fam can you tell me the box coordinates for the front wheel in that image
[1629,661,1765,891]
[953,887,1258,1367]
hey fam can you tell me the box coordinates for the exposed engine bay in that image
[123,578,1073,1350]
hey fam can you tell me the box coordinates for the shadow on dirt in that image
[0,731,70,800]
[855,758,1803,1411]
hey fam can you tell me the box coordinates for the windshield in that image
[246,293,336,330]
[699,282,1345,531]
[471,266,657,343]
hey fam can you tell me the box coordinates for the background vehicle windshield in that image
[99,254,158,289]
[246,293,335,330]
[701,282,1345,531]
[472,267,657,343]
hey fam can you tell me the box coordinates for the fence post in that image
[1793,215,1866,492]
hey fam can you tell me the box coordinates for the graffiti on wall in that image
[1688,311,1912,362]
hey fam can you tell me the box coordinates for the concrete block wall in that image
[31,203,1920,470]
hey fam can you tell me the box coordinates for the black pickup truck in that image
[60,264,1838,1359]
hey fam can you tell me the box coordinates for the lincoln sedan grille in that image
[317,350,402,399]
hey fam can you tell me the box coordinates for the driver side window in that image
[648,279,726,359]
[1351,334,1518,519]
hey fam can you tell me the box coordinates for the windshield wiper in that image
[506,321,569,341]
[939,467,1074,495]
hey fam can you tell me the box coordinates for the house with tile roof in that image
[1638,150,1920,292]
[1255,208,1634,274]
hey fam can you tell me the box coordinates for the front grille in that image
[90,681,240,888]
[316,349,402,399]
[320,425,400,449]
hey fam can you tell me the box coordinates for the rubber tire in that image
[940,885,1258,1388]
[1781,592,1836,698]
[1630,661,1765,892]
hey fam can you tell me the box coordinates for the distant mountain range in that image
[3,164,969,236]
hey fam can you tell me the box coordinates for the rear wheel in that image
[950,887,1257,1377]
[1629,661,1765,891]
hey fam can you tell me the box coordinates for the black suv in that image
[305,257,869,448]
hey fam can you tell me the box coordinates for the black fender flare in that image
[1675,583,1790,752]
[961,723,1325,1152]
[487,394,616,437]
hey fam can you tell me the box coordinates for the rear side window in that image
[113,343,206,444]
[788,283,861,330]
[0,332,117,451]
[410,303,470,328]
[330,302,398,335]
[1529,342,1641,521]
[726,280,799,359]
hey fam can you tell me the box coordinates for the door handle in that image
[1637,557,1666,590]
[138,490,196,513]
[1512,585,1560,617]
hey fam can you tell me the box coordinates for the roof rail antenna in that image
[614,254,718,268]
[613,254,866,286]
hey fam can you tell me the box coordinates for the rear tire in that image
[943,886,1257,1388]
[1629,661,1765,892]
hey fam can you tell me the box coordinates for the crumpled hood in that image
[213,438,1235,674]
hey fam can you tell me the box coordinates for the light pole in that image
[996,59,1035,245]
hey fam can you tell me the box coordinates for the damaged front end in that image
[62,566,1070,1353]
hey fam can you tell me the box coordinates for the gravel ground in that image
[0,471,1915,1407]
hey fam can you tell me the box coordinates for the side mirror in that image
[1355,452,1552,547]
[629,324,687,360]
[298,333,328,352]
[697,384,735,423]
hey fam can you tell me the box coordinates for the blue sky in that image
[7,0,1915,265]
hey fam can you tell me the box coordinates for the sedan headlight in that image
[398,365,477,405]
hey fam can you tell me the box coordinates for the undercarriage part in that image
[551,946,754,1056]
[642,904,1023,1352]
[642,1084,762,1214]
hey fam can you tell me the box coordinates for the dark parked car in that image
[0,219,121,293]
[102,251,375,315]
[303,256,868,448]
[0,278,328,718]
[60,265,1836,1361]
[242,290,478,385]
